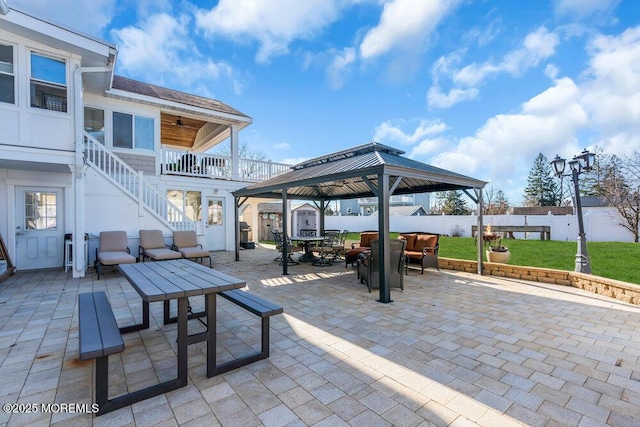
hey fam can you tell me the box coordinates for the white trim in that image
[0,144,74,164]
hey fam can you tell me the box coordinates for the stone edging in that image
[438,257,640,306]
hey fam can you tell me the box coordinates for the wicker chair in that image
[357,239,407,293]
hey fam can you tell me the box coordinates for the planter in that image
[486,249,510,264]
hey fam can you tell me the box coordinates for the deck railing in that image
[161,147,291,181]
[84,134,197,231]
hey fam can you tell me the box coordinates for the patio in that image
[0,246,639,426]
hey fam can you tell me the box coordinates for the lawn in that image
[262,233,640,285]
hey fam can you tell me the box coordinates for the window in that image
[25,192,57,230]
[84,107,105,143]
[167,190,201,221]
[208,200,223,225]
[30,52,67,112]
[113,112,154,150]
[0,43,15,104]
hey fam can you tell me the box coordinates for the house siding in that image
[114,152,156,174]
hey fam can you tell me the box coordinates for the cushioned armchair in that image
[138,230,182,262]
[357,239,407,293]
[399,232,440,274]
[172,230,211,267]
[95,231,137,280]
[345,231,378,267]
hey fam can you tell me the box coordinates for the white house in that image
[0,5,288,277]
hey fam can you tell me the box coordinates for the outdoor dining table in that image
[290,235,324,262]
[118,259,246,392]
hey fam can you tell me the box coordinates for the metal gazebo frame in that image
[233,142,487,303]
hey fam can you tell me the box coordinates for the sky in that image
[10,0,640,205]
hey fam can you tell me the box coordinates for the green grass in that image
[439,237,640,285]
[261,233,640,285]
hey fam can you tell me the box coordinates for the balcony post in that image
[230,125,239,180]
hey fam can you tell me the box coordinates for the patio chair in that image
[345,231,378,267]
[272,230,301,265]
[138,230,182,262]
[312,231,338,267]
[357,239,407,293]
[172,230,211,268]
[94,231,137,280]
[331,229,349,261]
[399,232,440,274]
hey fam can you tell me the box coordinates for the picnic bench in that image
[472,225,551,241]
[216,289,283,375]
[78,292,125,416]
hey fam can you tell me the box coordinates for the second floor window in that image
[0,43,15,105]
[30,52,67,112]
[113,112,154,150]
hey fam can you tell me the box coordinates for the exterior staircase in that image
[83,132,197,231]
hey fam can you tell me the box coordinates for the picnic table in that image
[472,225,551,241]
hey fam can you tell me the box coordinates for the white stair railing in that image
[84,133,196,231]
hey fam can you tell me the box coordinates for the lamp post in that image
[550,149,596,274]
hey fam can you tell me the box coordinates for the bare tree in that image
[601,151,640,242]
[483,187,510,214]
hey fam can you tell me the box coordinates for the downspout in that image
[71,64,111,278]
[1,1,9,15]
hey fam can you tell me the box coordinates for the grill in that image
[239,221,254,249]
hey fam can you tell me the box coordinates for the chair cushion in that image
[178,247,210,259]
[98,251,137,266]
[173,231,198,248]
[347,247,370,258]
[405,250,424,261]
[413,235,438,254]
[139,230,167,250]
[99,231,128,252]
[399,233,417,251]
[144,248,182,260]
[359,232,378,248]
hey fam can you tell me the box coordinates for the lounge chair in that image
[138,230,182,262]
[94,231,137,280]
[357,239,407,293]
[172,231,211,267]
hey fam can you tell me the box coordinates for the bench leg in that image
[95,356,109,411]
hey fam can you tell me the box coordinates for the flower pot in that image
[486,249,510,264]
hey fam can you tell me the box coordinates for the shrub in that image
[450,225,465,237]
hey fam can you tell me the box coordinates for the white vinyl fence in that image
[324,207,634,242]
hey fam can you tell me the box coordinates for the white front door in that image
[15,188,64,270]
[204,198,225,250]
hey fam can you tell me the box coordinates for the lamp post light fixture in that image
[550,149,596,274]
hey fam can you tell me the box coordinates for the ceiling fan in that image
[170,116,201,130]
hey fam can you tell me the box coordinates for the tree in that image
[211,142,269,179]
[601,151,640,242]
[433,191,471,215]
[523,153,560,206]
[483,187,510,214]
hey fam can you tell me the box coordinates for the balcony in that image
[161,147,291,182]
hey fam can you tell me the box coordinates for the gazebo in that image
[233,142,487,303]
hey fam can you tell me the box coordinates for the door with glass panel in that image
[205,198,225,251]
[15,188,64,270]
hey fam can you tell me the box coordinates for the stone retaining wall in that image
[438,257,640,306]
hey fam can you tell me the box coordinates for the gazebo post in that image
[476,188,484,275]
[377,173,391,303]
[282,190,289,275]
[234,197,240,261]
[319,200,326,235]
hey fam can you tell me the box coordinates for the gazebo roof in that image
[233,142,487,200]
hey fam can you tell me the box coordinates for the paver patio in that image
[0,246,639,426]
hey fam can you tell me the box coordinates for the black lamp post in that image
[550,149,596,274]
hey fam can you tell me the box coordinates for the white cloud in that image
[359,0,461,59]
[195,0,341,64]
[426,86,479,109]
[373,119,448,151]
[326,48,356,89]
[9,0,116,37]
[274,142,292,150]
[554,0,620,19]
[112,13,239,95]
[429,27,560,109]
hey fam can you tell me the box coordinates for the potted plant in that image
[486,238,510,263]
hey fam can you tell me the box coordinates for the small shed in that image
[292,203,319,236]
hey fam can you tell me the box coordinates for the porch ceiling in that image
[160,113,206,149]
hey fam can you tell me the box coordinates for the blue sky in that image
[12,0,640,205]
